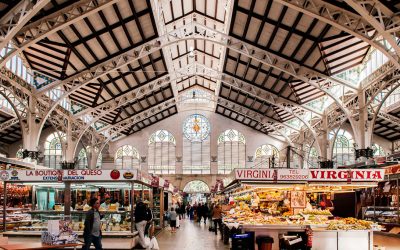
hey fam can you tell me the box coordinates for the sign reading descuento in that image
[234,168,385,182]
[0,169,138,182]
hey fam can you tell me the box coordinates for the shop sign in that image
[2,169,138,182]
[234,169,385,182]
[235,168,276,180]
[163,180,170,188]
[140,172,152,185]
[384,164,400,175]
[151,175,159,187]
[308,169,385,182]
[278,169,308,181]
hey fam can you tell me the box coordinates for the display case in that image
[9,210,132,235]
[0,207,35,231]
[152,187,164,230]
[364,206,400,225]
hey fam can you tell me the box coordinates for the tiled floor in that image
[156,218,230,250]
[374,233,400,250]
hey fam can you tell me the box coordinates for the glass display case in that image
[364,206,400,225]
[152,187,163,230]
[2,181,154,236]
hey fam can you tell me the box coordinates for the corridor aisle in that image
[156,219,230,250]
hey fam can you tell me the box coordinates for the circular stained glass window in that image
[183,114,211,142]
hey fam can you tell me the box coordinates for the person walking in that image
[144,201,154,238]
[186,204,191,219]
[82,198,103,250]
[212,204,223,237]
[202,203,209,224]
[169,208,177,233]
[180,203,186,219]
[197,203,203,224]
[134,200,149,248]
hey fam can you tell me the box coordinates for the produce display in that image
[326,218,376,230]
[300,209,332,216]
[223,205,379,230]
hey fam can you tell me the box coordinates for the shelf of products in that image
[224,202,380,231]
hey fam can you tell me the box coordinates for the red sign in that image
[151,175,159,187]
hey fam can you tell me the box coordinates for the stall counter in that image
[224,222,376,250]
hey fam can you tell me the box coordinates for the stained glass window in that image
[218,129,246,174]
[183,114,211,174]
[332,129,355,166]
[254,144,279,168]
[44,132,64,169]
[148,130,176,174]
[115,145,140,169]
[183,180,210,193]
[77,148,88,169]
[373,144,385,157]
[183,114,211,142]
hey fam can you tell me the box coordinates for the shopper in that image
[135,200,149,248]
[202,203,209,224]
[82,198,103,250]
[212,204,223,237]
[208,203,215,232]
[169,208,177,233]
[180,203,186,219]
[144,201,154,237]
[186,204,191,218]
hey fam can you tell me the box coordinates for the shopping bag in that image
[144,236,151,248]
[151,237,160,250]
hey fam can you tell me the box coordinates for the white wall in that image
[108,110,287,173]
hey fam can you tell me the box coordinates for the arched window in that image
[148,130,176,174]
[96,153,102,169]
[373,144,385,157]
[115,145,140,169]
[183,114,211,174]
[44,132,64,169]
[217,129,246,174]
[183,180,210,193]
[332,129,355,166]
[77,148,88,169]
[254,144,279,168]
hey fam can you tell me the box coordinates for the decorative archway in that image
[183,180,210,194]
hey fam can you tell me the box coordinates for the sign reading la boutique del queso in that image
[0,169,138,182]
[234,168,385,182]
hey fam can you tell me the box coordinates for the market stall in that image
[0,169,152,237]
[222,168,385,250]
[361,164,400,236]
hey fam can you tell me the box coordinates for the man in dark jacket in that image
[82,198,102,250]
[134,201,149,248]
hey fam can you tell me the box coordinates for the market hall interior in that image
[1,0,400,249]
